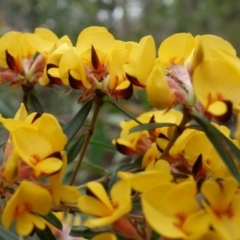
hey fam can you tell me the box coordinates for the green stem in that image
[69,96,104,185]
[82,160,109,175]
[104,100,156,139]
[160,108,192,159]
[104,100,143,125]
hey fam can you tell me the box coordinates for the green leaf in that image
[28,91,44,114]
[70,226,99,238]
[192,112,240,182]
[185,124,203,131]
[63,99,93,146]
[40,212,63,230]
[67,134,86,164]
[0,224,19,240]
[35,225,57,240]
[130,122,176,133]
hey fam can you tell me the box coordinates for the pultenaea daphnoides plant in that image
[0,27,240,240]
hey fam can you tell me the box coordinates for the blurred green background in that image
[1,0,240,50]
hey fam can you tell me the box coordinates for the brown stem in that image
[160,108,192,159]
[69,95,104,185]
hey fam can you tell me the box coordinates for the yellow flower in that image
[0,105,67,182]
[123,35,156,87]
[0,31,44,88]
[201,177,240,240]
[77,180,131,227]
[46,26,133,102]
[2,180,51,236]
[142,179,209,239]
[118,160,172,193]
[39,35,73,86]
[158,33,194,68]
[114,109,182,166]
[193,59,240,121]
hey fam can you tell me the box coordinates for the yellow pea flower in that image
[1,105,67,182]
[146,64,176,110]
[118,160,173,193]
[114,109,182,162]
[11,127,64,177]
[77,180,131,227]
[193,59,240,120]
[142,179,209,239]
[123,35,156,87]
[0,31,43,88]
[2,180,51,236]
[39,35,73,86]
[158,32,194,68]
[201,177,240,240]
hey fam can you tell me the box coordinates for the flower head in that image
[2,180,51,236]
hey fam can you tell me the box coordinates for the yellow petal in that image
[142,183,186,238]
[12,128,53,166]
[34,157,63,176]
[34,114,67,152]
[77,27,115,56]
[146,65,175,110]
[78,195,112,217]
[60,186,81,204]
[2,149,20,183]
[118,171,172,193]
[207,100,228,116]
[14,103,28,121]
[193,59,240,108]
[136,35,156,86]
[87,182,113,211]
[91,233,117,240]
[158,33,194,67]
[16,212,34,236]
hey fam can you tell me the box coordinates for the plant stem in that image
[104,100,143,125]
[160,108,192,159]
[69,95,103,185]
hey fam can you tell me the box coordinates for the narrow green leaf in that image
[67,134,86,164]
[192,112,240,182]
[70,226,98,238]
[40,212,63,230]
[63,99,93,146]
[28,92,44,114]
[0,224,19,240]
[35,225,57,240]
[185,124,203,131]
[130,122,176,133]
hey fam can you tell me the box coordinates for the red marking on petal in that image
[115,83,133,100]
[6,50,19,72]
[47,64,63,85]
[68,70,84,89]
[126,73,145,88]
[91,45,100,70]
[116,141,136,155]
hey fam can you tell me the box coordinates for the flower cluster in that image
[0,26,240,240]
